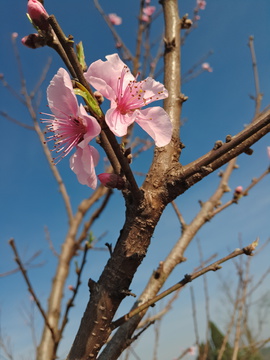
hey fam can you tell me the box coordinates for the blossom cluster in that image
[43,54,172,189]
[25,1,172,189]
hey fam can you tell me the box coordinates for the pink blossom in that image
[143,6,156,16]
[43,68,101,189]
[27,0,49,30]
[187,346,197,355]
[267,146,270,159]
[108,13,122,25]
[141,14,150,22]
[145,0,151,3]
[202,62,213,72]
[98,173,125,189]
[12,32,18,39]
[85,54,172,147]
[197,0,206,10]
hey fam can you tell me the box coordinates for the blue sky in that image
[0,1,270,359]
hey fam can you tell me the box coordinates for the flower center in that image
[116,66,149,115]
[41,111,87,164]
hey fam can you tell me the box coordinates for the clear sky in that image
[0,1,270,359]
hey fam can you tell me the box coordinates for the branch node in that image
[181,14,193,29]
[88,278,98,293]
[121,289,137,297]
[105,242,113,256]
[225,134,232,142]
[244,147,253,155]
[200,166,213,175]
[213,140,223,150]
[164,37,176,52]
[184,274,192,283]
[180,93,188,102]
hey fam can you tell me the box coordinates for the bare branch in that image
[112,240,258,329]
[8,239,56,343]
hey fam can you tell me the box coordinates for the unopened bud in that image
[27,0,49,31]
[233,186,243,201]
[234,186,243,194]
[21,33,46,49]
[94,91,104,105]
[98,173,125,190]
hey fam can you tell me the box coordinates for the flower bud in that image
[234,186,243,194]
[233,185,243,201]
[108,13,122,26]
[94,91,104,105]
[202,62,213,72]
[27,0,49,31]
[267,146,270,159]
[98,173,125,190]
[21,33,46,49]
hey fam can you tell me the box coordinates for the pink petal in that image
[140,77,168,104]
[70,146,99,189]
[143,6,156,16]
[47,68,78,118]
[108,13,122,25]
[135,107,172,147]
[105,107,135,137]
[85,54,134,99]
[77,104,101,147]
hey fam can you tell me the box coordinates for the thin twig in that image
[76,188,112,245]
[8,239,56,343]
[171,201,186,231]
[93,0,133,61]
[59,243,90,337]
[112,240,258,329]
[44,226,59,258]
[248,36,263,117]
[212,166,270,217]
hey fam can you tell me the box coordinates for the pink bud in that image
[68,285,75,291]
[12,32,18,39]
[143,6,156,16]
[234,186,243,194]
[27,0,49,30]
[202,62,213,72]
[197,0,206,10]
[115,41,122,49]
[21,33,45,49]
[141,14,150,22]
[98,173,125,190]
[108,13,122,26]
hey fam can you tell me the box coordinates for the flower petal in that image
[85,54,134,99]
[135,107,172,147]
[105,107,135,137]
[141,77,168,104]
[69,146,99,189]
[47,68,78,118]
[78,104,101,147]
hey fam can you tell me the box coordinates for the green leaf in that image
[76,41,87,72]
[74,82,102,118]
